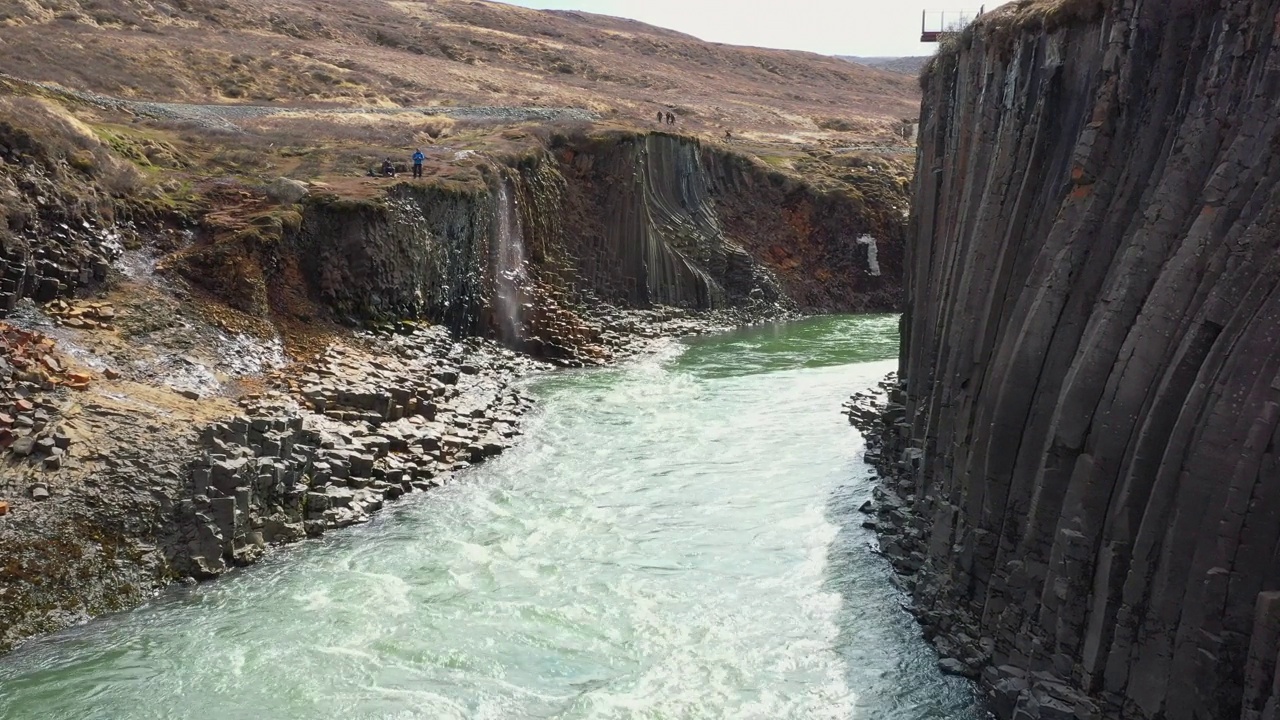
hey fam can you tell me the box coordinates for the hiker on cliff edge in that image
[666,112,675,125]
[412,148,425,178]
[381,158,396,177]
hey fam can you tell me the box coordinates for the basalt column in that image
[886,1,1280,719]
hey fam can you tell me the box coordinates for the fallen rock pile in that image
[45,299,117,330]
[1,323,81,469]
[172,325,539,579]
[845,375,987,681]
[513,279,612,366]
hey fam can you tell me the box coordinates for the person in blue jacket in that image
[412,149,425,178]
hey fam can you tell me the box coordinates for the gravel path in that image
[12,75,597,132]
[833,145,918,155]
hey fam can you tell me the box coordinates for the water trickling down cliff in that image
[872,1,1280,719]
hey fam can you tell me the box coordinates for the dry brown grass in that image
[0,96,141,195]
[1006,0,1109,26]
[0,0,919,147]
[244,112,456,148]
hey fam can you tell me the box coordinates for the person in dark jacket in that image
[412,149,425,178]
[381,158,396,177]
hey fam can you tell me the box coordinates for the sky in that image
[497,0,1011,58]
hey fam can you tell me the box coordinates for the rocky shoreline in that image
[0,295,793,656]
[846,378,1087,719]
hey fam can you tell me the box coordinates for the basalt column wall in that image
[545,133,763,309]
[544,132,903,312]
[885,1,1280,719]
[290,132,905,342]
[292,184,494,333]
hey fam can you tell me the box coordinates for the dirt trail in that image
[9,74,597,133]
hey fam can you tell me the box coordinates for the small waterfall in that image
[855,235,881,277]
[495,179,528,345]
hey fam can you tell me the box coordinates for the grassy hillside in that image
[0,0,919,145]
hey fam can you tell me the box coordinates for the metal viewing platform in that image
[921,7,985,42]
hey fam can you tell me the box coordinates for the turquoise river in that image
[0,315,986,719]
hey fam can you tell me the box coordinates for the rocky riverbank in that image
[0,313,536,652]
[845,379,997,674]
[0,284,797,655]
[848,382,1033,714]
[0,70,901,657]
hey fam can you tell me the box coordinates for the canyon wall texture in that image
[880,1,1280,719]
[286,133,902,353]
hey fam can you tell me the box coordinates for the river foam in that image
[0,316,985,720]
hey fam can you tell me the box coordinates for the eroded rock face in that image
[880,2,1280,719]
[287,133,903,353]
[293,186,492,331]
[0,127,122,315]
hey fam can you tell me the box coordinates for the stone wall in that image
[880,1,1280,719]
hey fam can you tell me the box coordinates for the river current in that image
[0,315,985,720]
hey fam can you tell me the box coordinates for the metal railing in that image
[921,6,985,41]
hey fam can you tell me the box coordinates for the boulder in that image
[265,177,309,205]
[10,435,35,456]
[938,657,974,678]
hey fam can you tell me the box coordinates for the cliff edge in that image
[870,1,1280,718]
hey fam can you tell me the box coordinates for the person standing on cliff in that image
[412,148,425,178]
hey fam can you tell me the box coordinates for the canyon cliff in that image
[215,130,903,362]
[870,1,1280,719]
[0,86,907,652]
[3,0,917,667]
